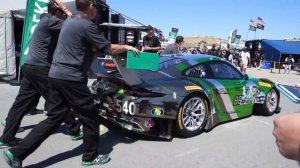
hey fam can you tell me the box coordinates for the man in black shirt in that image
[0,0,82,151]
[207,44,219,56]
[142,25,161,53]
[4,0,139,167]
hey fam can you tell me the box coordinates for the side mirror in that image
[244,74,252,80]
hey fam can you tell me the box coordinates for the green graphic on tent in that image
[20,0,49,66]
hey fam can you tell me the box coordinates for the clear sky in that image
[107,0,300,40]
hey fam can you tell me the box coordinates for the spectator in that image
[207,44,218,56]
[284,54,294,74]
[196,47,201,54]
[254,51,261,68]
[191,47,198,54]
[240,48,250,73]
[142,25,161,53]
[228,50,234,63]
[161,36,184,55]
[219,49,228,60]
[200,47,207,54]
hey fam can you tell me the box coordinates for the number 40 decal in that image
[115,100,136,115]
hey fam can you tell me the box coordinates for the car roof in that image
[160,54,221,66]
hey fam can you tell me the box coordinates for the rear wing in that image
[90,56,142,86]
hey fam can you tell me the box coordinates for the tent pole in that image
[5,17,8,77]
[17,67,21,81]
[246,29,250,42]
[279,53,282,74]
[253,30,256,40]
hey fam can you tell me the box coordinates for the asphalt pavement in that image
[0,68,300,168]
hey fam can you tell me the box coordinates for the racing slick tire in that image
[260,89,279,116]
[175,94,209,137]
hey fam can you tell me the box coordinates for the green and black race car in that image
[91,54,280,139]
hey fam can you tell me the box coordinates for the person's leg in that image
[288,65,291,74]
[27,94,45,115]
[0,75,41,144]
[53,79,100,162]
[284,65,288,73]
[64,109,82,139]
[8,78,70,160]
[242,64,246,73]
[26,65,81,137]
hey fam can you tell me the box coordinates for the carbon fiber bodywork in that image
[91,54,278,138]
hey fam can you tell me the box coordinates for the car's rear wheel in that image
[175,94,209,137]
[261,89,279,116]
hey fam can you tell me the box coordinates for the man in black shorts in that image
[0,0,82,150]
[3,0,139,167]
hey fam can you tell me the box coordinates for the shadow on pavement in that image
[24,121,169,168]
[24,144,83,168]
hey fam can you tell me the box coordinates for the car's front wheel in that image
[175,94,209,137]
[260,89,279,116]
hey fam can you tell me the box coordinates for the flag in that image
[229,29,237,43]
[20,0,49,67]
[249,19,257,31]
[256,17,265,30]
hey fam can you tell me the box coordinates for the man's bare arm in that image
[106,44,139,55]
[54,0,72,16]
[142,46,161,52]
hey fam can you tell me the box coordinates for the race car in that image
[90,54,280,139]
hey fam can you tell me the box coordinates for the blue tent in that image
[261,40,300,62]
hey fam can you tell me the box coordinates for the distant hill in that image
[184,36,228,47]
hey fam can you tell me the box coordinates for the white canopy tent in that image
[0,10,16,78]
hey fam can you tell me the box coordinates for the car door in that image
[205,61,254,119]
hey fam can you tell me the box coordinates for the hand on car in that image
[273,113,300,160]
[126,45,140,54]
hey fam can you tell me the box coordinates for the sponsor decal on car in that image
[173,92,177,100]
[115,99,137,115]
[185,86,202,91]
[103,62,116,68]
[151,108,165,117]
[258,82,271,88]
[144,119,155,128]
[234,87,257,106]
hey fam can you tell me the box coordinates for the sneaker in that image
[1,120,25,133]
[0,138,22,149]
[3,150,22,168]
[1,120,6,127]
[70,130,83,141]
[81,154,111,166]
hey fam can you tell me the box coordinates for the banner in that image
[168,27,178,42]
[256,17,265,30]
[249,19,257,31]
[229,29,237,44]
[234,35,241,44]
[20,0,49,66]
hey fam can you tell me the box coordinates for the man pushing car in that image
[3,0,139,167]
